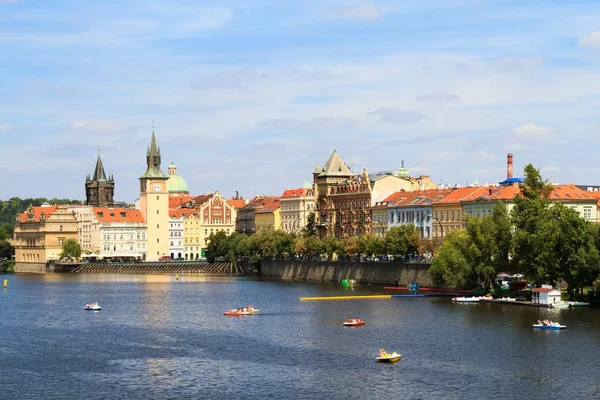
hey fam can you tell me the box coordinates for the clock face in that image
[153,183,161,192]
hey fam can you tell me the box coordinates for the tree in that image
[430,230,472,288]
[206,231,228,261]
[511,164,559,285]
[60,239,81,258]
[384,225,419,258]
[301,212,317,237]
[490,201,512,272]
[464,216,497,288]
[0,240,15,260]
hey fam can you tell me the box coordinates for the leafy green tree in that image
[321,235,340,260]
[384,225,419,258]
[0,240,15,260]
[206,231,228,261]
[301,212,317,237]
[464,216,497,288]
[511,164,559,285]
[0,226,10,241]
[490,201,513,272]
[430,230,472,288]
[60,238,81,258]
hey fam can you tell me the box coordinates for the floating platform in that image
[300,295,391,301]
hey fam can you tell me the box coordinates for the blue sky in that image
[2,0,600,202]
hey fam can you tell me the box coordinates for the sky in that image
[2,0,600,202]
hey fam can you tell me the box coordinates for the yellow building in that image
[432,187,488,237]
[139,130,170,261]
[182,191,237,259]
[255,197,281,232]
[13,204,78,270]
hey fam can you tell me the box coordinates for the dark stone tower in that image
[85,152,115,207]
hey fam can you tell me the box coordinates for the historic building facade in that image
[13,204,78,263]
[313,150,415,238]
[432,186,489,237]
[85,153,115,207]
[138,131,170,261]
[280,184,315,234]
[235,196,277,234]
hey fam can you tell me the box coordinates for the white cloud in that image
[337,4,382,21]
[367,108,427,124]
[578,31,600,49]
[0,123,11,132]
[415,92,460,102]
[513,123,555,139]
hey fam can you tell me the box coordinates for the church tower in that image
[139,129,169,261]
[85,152,115,207]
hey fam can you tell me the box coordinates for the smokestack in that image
[507,153,513,179]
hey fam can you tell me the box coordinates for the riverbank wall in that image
[259,259,432,286]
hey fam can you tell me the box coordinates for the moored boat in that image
[376,349,401,363]
[343,318,365,327]
[452,296,480,303]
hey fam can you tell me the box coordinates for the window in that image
[157,239,159,243]
[584,207,592,219]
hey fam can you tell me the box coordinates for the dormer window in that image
[120,212,126,217]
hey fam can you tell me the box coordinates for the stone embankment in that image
[260,259,432,286]
[16,261,244,275]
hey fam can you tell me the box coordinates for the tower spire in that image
[92,151,107,181]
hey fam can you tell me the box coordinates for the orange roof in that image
[255,198,280,213]
[241,195,280,210]
[227,199,247,209]
[93,207,145,223]
[435,186,490,205]
[281,188,311,198]
[18,205,58,223]
[383,189,454,208]
[464,184,598,203]
[169,196,196,209]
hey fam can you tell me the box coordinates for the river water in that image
[0,274,598,399]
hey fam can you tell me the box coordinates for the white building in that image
[280,182,315,233]
[532,285,562,306]
[168,208,195,260]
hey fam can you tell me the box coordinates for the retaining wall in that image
[14,262,47,274]
[260,259,432,286]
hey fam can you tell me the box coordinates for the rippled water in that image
[1,274,599,399]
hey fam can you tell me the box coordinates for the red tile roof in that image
[18,205,58,223]
[169,196,196,209]
[227,199,247,209]
[92,207,145,223]
[281,188,311,198]
[382,189,454,208]
[533,288,556,293]
[463,184,598,203]
[255,198,280,213]
[241,196,280,210]
[435,186,490,205]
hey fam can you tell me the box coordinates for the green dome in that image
[397,160,410,178]
[167,163,189,194]
[302,179,313,189]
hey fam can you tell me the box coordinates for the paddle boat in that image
[452,296,480,303]
[343,318,365,327]
[376,349,402,363]
[224,305,259,316]
[533,320,566,330]
[84,302,102,311]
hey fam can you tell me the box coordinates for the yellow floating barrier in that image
[3,279,7,288]
[300,295,391,301]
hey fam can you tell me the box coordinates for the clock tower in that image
[139,129,169,261]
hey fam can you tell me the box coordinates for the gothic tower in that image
[85,152,115,207]
[139,128,169,261]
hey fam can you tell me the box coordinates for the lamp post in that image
[427,213,443,240]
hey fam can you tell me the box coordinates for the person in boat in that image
[379,349,388,357]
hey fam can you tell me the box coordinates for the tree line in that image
[430,164,600,295]
[206,222,423,265]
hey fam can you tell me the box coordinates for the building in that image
[463,184,599,222]
[69,205,147,258]
[313,150,415,238]
[395,160,437,190]
[182,191,238,259]
[168,208,195,260]
[85,152,114,207]
[370,201,389,237]
[384,189,453,238]
[432,187,489,237]
[13,204,78,263]
[138,130,170,261]
[532,285,562,306]
[255,197,281,232]
[166,162,190,196]
[235,196,277,234]
[280,182,315,233]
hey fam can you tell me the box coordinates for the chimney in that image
[507,153,513,179]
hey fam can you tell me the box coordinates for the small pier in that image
[72,262,244,275]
